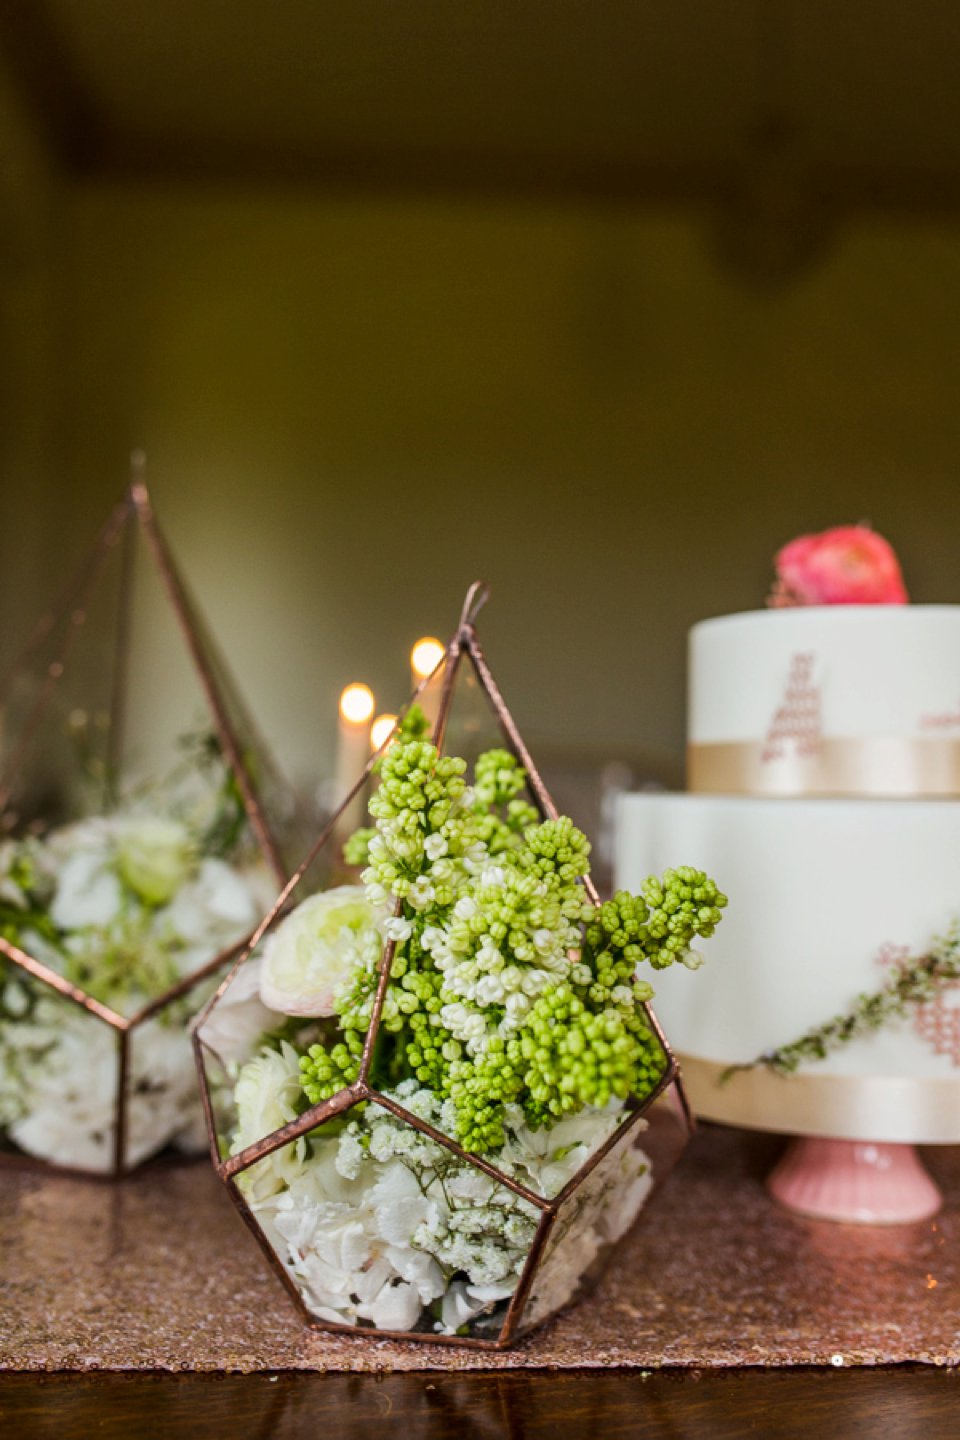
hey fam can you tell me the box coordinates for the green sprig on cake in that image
[726,925,960,1081]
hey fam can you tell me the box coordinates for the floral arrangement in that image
[769,524,908,607]
[202,736,726,1338]
[0,736,271,1171]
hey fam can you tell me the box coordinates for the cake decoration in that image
[769,523,908,607]
[760,651,821,764]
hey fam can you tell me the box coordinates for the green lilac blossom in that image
[342,704,434,871]
[299,738,727,1154]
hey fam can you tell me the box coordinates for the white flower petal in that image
[367,1280,422,1332]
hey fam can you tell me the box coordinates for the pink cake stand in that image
[767,1136,942,1224]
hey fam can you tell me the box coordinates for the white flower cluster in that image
[420,865,580,1056]
[43,815,259,972]
[239,1074,649,1337]
[362,785,485,915]
[0,813,264,1171]
[0,987,210,1169]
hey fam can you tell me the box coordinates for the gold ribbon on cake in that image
[681,1056,960,1144]
[688,736,960,797]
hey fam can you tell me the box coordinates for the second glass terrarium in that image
[0,477,297,1176]
[194,583,723,1346]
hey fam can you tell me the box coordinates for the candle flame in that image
[411,636,445,680]
[340,683,375,725]
[370,713,398,751]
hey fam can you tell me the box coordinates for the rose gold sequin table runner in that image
[1,1125,957,1372]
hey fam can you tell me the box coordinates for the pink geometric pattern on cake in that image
[913,989,960,1066]
[875,941,911,971]
[761,652,821,764]
[876,942,960,1068]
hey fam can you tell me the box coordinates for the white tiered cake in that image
[616,605,960,1146]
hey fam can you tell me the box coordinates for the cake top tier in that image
[688,604,960,797]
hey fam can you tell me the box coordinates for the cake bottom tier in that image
[616,793,960,1142]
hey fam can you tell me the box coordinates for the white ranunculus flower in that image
[259,885,385,1017]
[231,1041,309,1201]
[114,816,197,906]
[233,1041,303,1150]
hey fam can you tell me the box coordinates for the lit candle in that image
[335,683,375,832]
[410,636,445,728]
[370,712,398,753]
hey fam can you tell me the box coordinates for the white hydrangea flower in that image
[0,798,270,1173]
[49,827,123,931]
[1,990,209,1171]
[161,857,259,974]
[4,999,120,1169]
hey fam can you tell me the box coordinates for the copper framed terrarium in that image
[193,583,721,1348]
[0,471,295,1176]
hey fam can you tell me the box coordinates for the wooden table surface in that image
[2,1368,959,1438]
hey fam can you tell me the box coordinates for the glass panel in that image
[124,961,232,1168]
[0,506,128,828]
[195,960,321,1162]
[439,656,508,770]
[0,965,120,1173]
[516,1081,690,1334]
[122,531,303,879]
[234,1106,540,1340]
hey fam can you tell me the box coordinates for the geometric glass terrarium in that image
[194,583,721,1347]
[0,474,294,1176]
